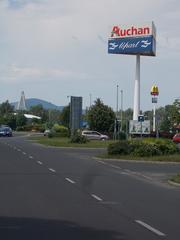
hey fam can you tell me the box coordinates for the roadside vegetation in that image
[170,174,180,184]
[104,138,180,162]
[30,135,114,148]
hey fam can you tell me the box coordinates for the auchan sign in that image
[111,25,151,38]
[108,22,156,56]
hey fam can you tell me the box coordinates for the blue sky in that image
[0,0,180,110]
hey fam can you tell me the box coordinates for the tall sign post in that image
[108,22,156,122]
[151,85,159,133]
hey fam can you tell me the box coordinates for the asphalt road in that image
[0,133,180,240]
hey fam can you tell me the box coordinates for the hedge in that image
[108,139,179,157]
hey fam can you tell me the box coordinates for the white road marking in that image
[135,220,166,237]
[37,161,43,165]
[48,168,56,173]
[91,194,103,202]
[108,164,122,170]
[22,152,26,155]
[29,156,34,159]
[65,178,75,184]
[98,160,107,165]
[17,149,21,152]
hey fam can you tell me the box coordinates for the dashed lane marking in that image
[65,178,75,184]
[135,220,166,237]
[91,194,103,202]
[37,161,43,165]
[48,168,56,173]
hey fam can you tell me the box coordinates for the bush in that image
[16,126,25,131]
[108,141,131,155]
[117,131,127,140]
[107,138,180,157]
[131,142,162,157]
[70,130,89,144]
[52,124,69,137]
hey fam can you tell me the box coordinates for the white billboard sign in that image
[129,120,150,135]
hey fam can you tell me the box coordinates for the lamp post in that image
[114,85,119,140]
[120,90,123,132]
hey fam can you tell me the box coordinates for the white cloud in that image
[0,64,96,83]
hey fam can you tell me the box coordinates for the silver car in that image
[82,130,109,140]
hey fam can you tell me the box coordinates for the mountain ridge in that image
[11,98,64,111]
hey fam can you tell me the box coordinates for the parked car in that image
[0,126,13,137]
[43,129,51,136]
[82,130,109,140]
[172,133,180,143]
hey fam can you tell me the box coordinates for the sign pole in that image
[153,103,156,132]
[133,55,140,120]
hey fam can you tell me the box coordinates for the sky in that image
[0,0,180,111]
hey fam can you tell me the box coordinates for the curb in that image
[94,157,180,165]
[168,180,180,187]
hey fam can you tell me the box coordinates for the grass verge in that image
[30,135,180,162]
[30,136,114,148]
[98,153,180,162]
[170,174,180,184]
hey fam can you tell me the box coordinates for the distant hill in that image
[11,98,64,111]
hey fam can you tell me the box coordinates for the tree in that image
[172,99,180,127]
[0,100,14,115]
[29,104,48,122]
[87,98,115,133]
[16,113,27,127]
[60,105,70,128]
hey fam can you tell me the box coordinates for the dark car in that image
[172,133,180,143]
[0,127,13,137]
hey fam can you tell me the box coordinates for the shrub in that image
[52,124,69,137]
[117,131,127,140]
[48,132,53,138]
[70,130,89,144]
[131,142,162,157]
[107,138,180,157]
[108,140,131,155]
[16,126,25,131]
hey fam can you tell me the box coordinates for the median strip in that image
[135,220,166,237]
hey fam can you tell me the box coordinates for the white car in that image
[43,129,51,136]
[82,130,109,140]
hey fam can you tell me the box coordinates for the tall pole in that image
[133,55,140,120]
[153,103,156,132]
[116,84,119,117]
[89,93,92,108]
[120,90,123,132]
[114,84,119,140]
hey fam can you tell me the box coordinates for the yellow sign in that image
[151,85,159,96]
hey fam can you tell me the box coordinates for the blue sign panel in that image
[108,36,156,56]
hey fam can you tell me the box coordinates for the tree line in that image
[0,98,179,135]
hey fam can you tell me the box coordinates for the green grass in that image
[98,153,180,162]
[170,174,180,184]
[30,136,115,148]
[30,135,180,162]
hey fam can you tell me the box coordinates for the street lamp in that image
[120,90,123,132]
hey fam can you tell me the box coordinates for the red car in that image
[172,133,180,143]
